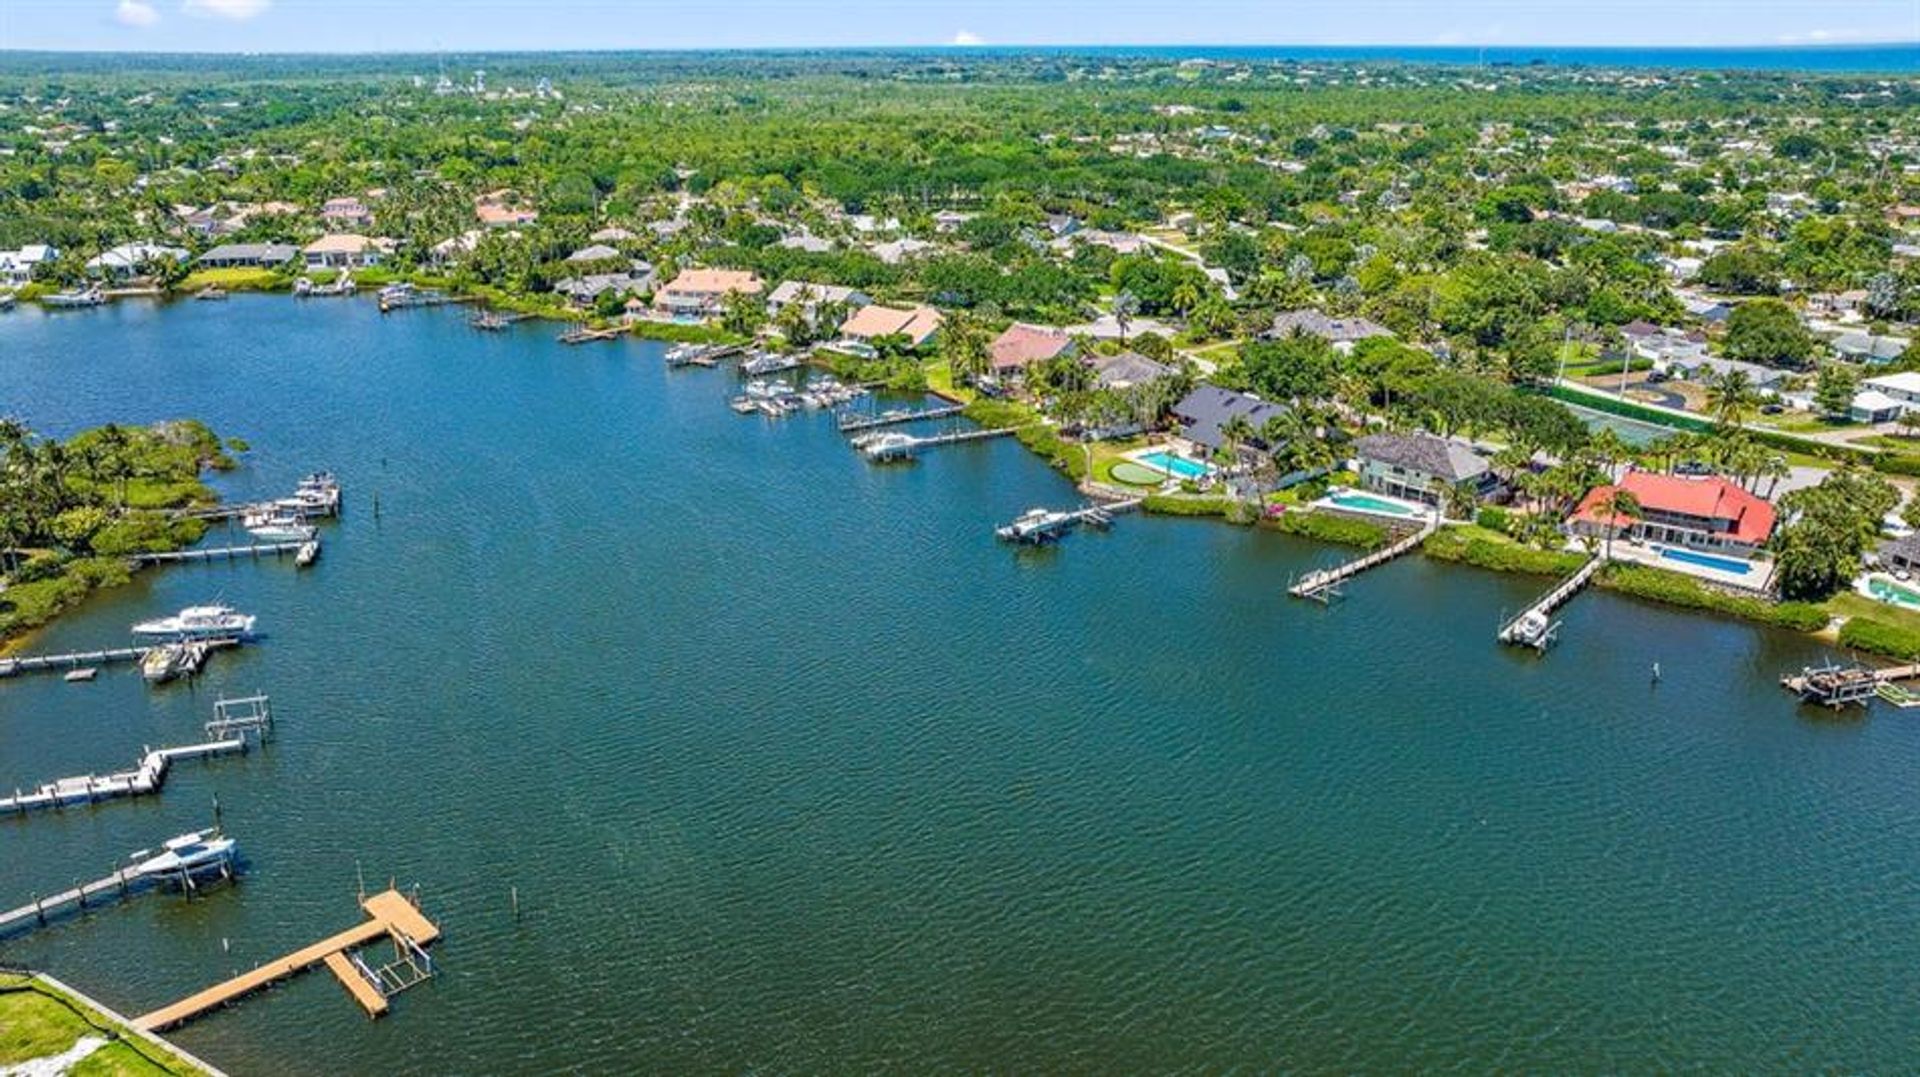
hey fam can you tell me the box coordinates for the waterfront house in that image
[837,304,943,350]
[1088,351,1173,391]
[320,196,373,229]
[302,234,391,270]
[990,323,1077,380]
[1265,309,1393,350]
[553,270,654,308]
[1350,432,1497,508]
[429,230,486,266]
[195,243,299,269]
[1569,472,1777,556]
[766,281,870,323]
[1171,386,1289,457]
[652,268,764,319]
[86,242,188,280]
[0,243,57,286]
[1878,532,1920,574]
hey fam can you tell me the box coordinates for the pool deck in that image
[1606,541,1773,593]
[1857,573,1920,613]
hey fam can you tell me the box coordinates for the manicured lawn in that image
[922,360,977,403]
[179,267,281,291]
[0,975,202,1075]
[1826,591,1920,634]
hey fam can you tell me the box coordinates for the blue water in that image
[1138,450,1210,479]
[1660,547,1754,575]
[5,297,1920,1072]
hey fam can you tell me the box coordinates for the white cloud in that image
[115,0,160,26]
[182,0,270,19]
[950,29,985,46]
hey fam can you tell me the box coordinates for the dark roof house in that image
[195,242,299,268]
[1353,432,1492,484]
[1172,386,1289,453]
[1266,309,1393,345]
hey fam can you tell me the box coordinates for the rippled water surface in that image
[3,298,1919,1072]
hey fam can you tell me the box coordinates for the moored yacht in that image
[132,604,256,639]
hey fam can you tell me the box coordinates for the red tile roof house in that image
[837,304,943,351]
[651,269,765,320]
[989,323,1076,381]
[1568,472,1777,557]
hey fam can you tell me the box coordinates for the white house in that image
[0,243,56,286]
[303,234,392,270]
[86,242,188,280]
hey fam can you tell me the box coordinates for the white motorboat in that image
[129,829,236,878]
[247,513,318,542]
[996,507,1075,543]
[42,285,104,309]
[141,640,208,683]
[862,432,919,461]
[132,604,256,639]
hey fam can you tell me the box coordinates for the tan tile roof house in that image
[653,269,765,318]
[303,233,393,269]
[839,304,944,347]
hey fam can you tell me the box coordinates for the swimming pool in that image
[1658,547,1753,575]
[1326,491,1424,518]
[1867,575,1920,611]
[1137,451,1212,480]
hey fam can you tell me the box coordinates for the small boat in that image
[130,829,236,879]
[729,396,758,414]
[194,286,229,301]
[42,285,105,309]
[63,667,98,683]
[296,274,355,297]
[295,540,320,567]
[1509,610,1553,648]
[132,605,256,639]
[742,351,802,376]
[140,640,208,683]
[0,292,17,310]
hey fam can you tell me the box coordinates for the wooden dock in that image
[1289,518,1438,601]
[838,404,966,433]
[560,325,623,345]
[1497,555,1605,651]
[0,638,241,680]
[135,889,441,1032]
[996,498,1145,544]
[133,539,310,565]
[1782,662,1920,709]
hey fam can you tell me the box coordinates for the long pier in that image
[134,888,441,1031]
[838,404,966,433]
[1,738,251,815]
[1289,518,1438,600]
[133,539,311,565]
[560,325,623,345]
[1497,555,1605,650]
[0,829,235,939]
[0,638,241,680]
[860,426,1019,461]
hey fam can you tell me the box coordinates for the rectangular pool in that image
[1138,451,1212,480]
[1659,547,1753,575]
[1868,576,1920,610]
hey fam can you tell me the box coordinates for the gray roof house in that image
[565,244,624,264]
[1171,386,1289,453]
[195,242,299,268]
[554,266,657,306]
[1089,351,1173,390]
[1265,309,1394,346]
[1832,332,1911,364]
[1351,432,1496,508]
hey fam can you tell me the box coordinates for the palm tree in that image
[1585,427,1629,483]
[941,308,990,388]
[1111,290,1140,343]
[1218,412,1255,473]
[1705,368,1758,429]
[1595,488,1642,560]
[1444,479,1481,522]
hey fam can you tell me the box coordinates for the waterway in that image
[3,297,1919,1072]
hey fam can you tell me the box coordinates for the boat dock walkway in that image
[996,498,1146,544]
[838,404,966,433]
[1,738,250,815]
[861,426,1019,461]
[133,539,311,565]
[1289,519,1439,601]
[0,638,241,681]
[1497,555,1605,650]
[0,831,236,939]
[1782,662,1920,708]
[135,888,441,1031]
[560,326,623,345]
[2,697,272,816]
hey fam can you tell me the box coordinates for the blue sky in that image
[3,0,1918,52]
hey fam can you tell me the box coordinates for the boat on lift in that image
[129,828,236,879]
